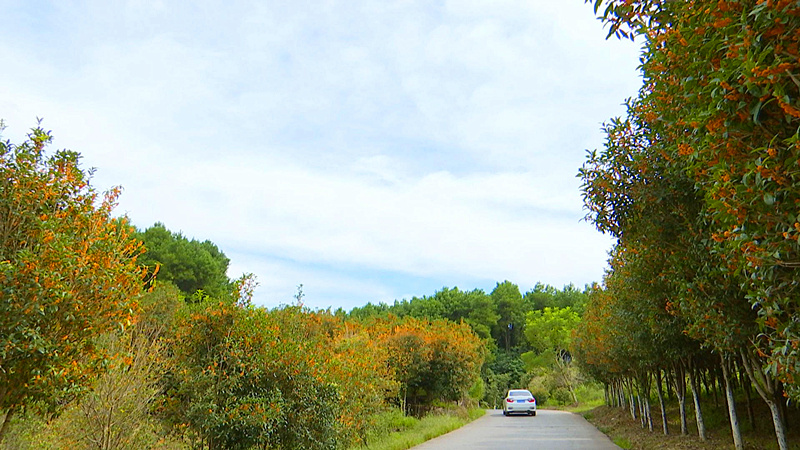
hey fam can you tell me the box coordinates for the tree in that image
[136,222,230,299]
[524,307,582,405]
[369,315,485,415]
[525,307,580,355]
[491,281,525,350]
[0,122,145,442]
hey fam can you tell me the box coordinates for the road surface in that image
[411,409,620,449]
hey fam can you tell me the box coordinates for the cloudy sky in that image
[1,1,641,310]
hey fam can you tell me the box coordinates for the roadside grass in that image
[582,398,800,450]
[552,398,605,414]
[350,407,485,450]
[613,436,633,449]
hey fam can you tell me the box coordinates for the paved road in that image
[411,409,620,450]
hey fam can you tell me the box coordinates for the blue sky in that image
[1,1,642,310]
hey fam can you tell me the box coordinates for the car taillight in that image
[528,398,536,403]
[506,398,514,403]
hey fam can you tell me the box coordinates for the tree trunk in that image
[555,355,578,405]
[672,362,688,435]
[740,349,788,450]
[637,394,645,428]
[638,371,653,432]
[721,353,743,450]
[626,379,637,420]
[0,407,15,446]
[688,361,707,441]
[656,369,669,435]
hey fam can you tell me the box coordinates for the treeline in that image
[577,1,800,449]
[347,281,591,409]
[0,126,484,449]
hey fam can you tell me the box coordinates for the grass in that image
[613,436,633,449]
[350,407,485,450]
[553,398,605,414]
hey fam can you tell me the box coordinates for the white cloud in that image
[0,1,635,309]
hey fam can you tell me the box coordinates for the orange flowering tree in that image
[165,300,336,450]
[0,123,145,441]
[584,1,800,447]
[164,287,395,449]
[367,316,485,415]
[592,0,800,393]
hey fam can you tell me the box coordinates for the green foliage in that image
[551,388,573,405]
[136,223,230,299]
[486,349,526,388]
[524,283,589,313]
[525,307,580,354]
[482,370,512,409]
[359,287,500,343]
[467,378,485,402]
[490,281,525,350]
[526,376,549,406]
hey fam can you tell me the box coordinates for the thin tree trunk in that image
[555,355,579,405]
[637,394,643,427]
[626,379,637,420]
[688,361,707,441]
[656,369,669,435]
[673,362,689,435]
[639,371,653,432]
[721,353,743,450]
[740,349,788,450]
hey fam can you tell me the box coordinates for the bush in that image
[527,376,549,406]
[552,388,573,405]
[468,378,485,403]
[573,382,604,405]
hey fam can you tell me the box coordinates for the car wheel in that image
[503,410,508,416]
[532,411,536,416]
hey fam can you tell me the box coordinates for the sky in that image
[0,1,642,311]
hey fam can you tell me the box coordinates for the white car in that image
[502,389,537,416]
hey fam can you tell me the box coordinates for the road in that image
[411,409,620,449]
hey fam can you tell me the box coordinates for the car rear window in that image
[510,391,531,397]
